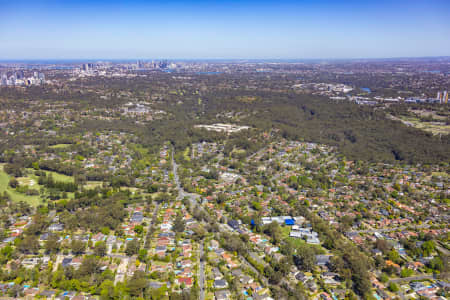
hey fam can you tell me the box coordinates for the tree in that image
[429,256,443,271]
[127,270,148,297]
[221,233,247,255]
[18,235,39,254]
[400,268,414,278]
[125,238,140,256]
[134,225,144,235]
[138,249,148,262]
[375,239,391,254]
[45,234,61,254]
[421,240,435,256]
[78,256,101,276]
[388,282,399,292]
[294,244,316,272]
[263,221,282,244]
[4,163,23,177]
[173,213,185,233]
[26,213,48,236]
[217,193,227,204]
[94,241,107,257]
[71,240,86,255]
[192,225,206,241]
[266,267,283,284]
[350,255,372,296]
[100,279,115,300]
[8,284,23,298]
[388,249,401,264]
[8,178,19,188]
[380,273,389,283]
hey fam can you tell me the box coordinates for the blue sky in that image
[0,0,449,59]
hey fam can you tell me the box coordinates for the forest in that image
[1,74,449,165]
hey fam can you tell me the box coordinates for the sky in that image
[0,0,449,60]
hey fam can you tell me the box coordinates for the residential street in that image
[389,274,435,283]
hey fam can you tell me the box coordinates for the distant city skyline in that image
[0,0,449,59]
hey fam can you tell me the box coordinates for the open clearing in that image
[388,114,450,135]
[0,164,42,206]
[49,143,72,149]
[42,170,75,183]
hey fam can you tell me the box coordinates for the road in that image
[436,243,449,256]
[172,149,205,298]
[199,242,205,300]
[172,152,200,205]
[171,148,293,293]
[172,148,306,294]
[240,253,270,287]
[172,148,287,296]
[348,224,432,234]
[172,150,279,293]
[389,274,434,283]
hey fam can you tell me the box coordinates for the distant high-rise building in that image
[1,74,7,86]
[437,91,442,101]
[9,74,16,85]
[444,91,448,104]
[159,60,168,69]
[16,70,24,80]
[138,60,147,68]
[82,64,89,71]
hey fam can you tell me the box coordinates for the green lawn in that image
[49,143,72,149]
[280,225,310,248]
[281,226,291,239]
[0,164,43,206]
[183,147,191,161]
[399,116,450,135]
[44,170,75,183]
[26,168,75,183]
[84,181,104,189]
[286,237,307,248]
[151,260,170,266]
[0,165,9,191]
[432,172,448,178]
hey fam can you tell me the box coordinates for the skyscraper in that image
[38,73,45,83]
[16,70,24,80]
[1,74,7,86]
[10,74,16,85]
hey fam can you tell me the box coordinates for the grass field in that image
[432,172,448,178]
[183,147,191,161]
[281,225,291,239]
[286,237,308,247]
[84,181,104,189]
[49,143,72,149]
[44,170,75,183]
[17,177,38,187]
[0,164,42,206]
[280,225,318,248]
[25,168,75,184]
[398,116,450,135]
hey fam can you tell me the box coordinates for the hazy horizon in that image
[1,56,450,64]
